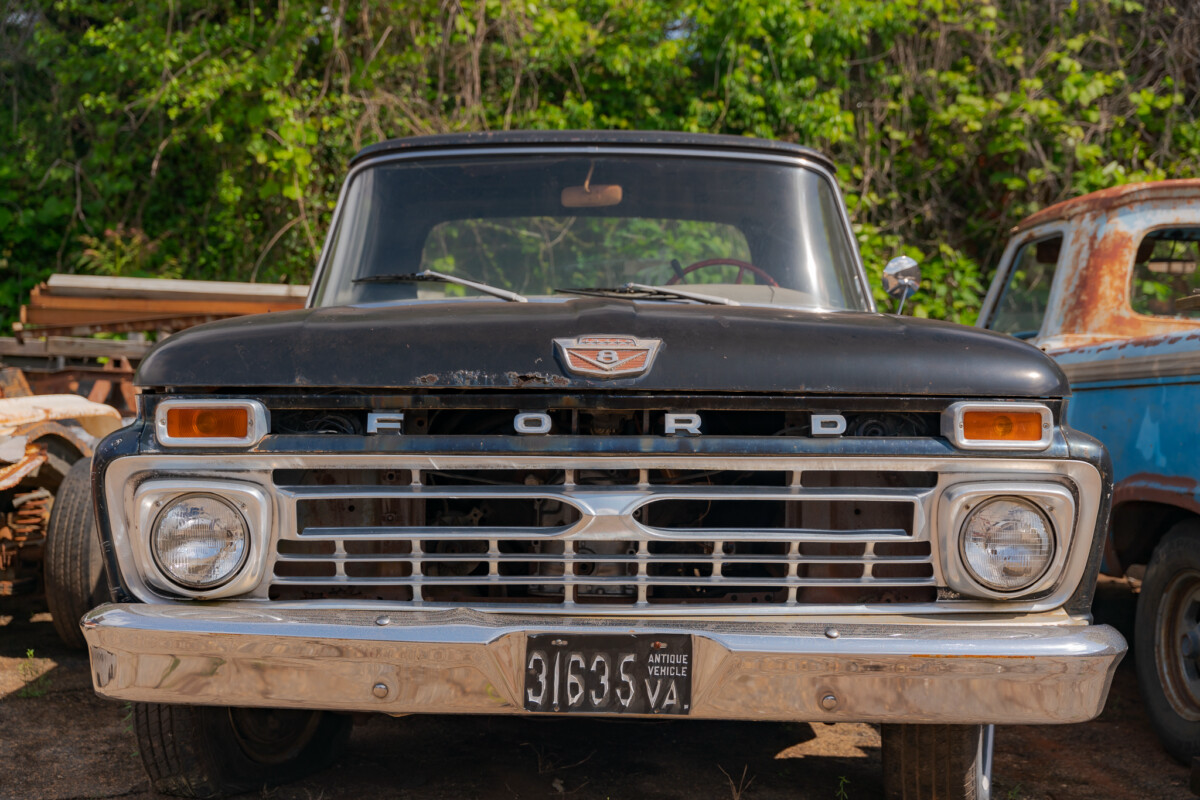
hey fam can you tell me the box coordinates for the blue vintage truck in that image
[979,179,1200,761]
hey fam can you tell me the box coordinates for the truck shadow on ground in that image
[1,580,1188,800]
[319,714,881,800]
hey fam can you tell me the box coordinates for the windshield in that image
[312,152,870,310]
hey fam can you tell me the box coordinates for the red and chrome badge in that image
[554,335,662,379]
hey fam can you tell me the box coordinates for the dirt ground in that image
[0,577,1192,800]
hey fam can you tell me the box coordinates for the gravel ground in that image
[0,577,1191,800]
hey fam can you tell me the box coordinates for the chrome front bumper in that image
[83,604,1125,724]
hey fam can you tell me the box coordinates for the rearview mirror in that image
[561,184,623,208]
[882,255,921,314]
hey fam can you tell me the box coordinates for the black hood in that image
[136,298,1067,397]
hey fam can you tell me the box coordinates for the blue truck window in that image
[990,235,1063,338]
[1130,228,1200,317]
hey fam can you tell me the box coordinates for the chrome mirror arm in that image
[882,255,922,314]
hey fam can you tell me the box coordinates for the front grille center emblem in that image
[554,335,662,379]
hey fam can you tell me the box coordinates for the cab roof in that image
[1014,179,1200,233]
[350,130,836,172]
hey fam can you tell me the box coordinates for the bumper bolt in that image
[375,615,391,626]
[820,693,838,711]
[372,683,389,699]
[824,627,839,639]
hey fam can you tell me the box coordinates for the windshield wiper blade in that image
[624,282,739,306]
[556,283,737,306]
[352,269,527,303]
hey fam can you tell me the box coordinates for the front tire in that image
[881,723,992,800]
[133,703,352,798]
[44,457,103,648]
[1136,521,1200,762]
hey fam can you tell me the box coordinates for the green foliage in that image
[422,216,751,295]
[3,0,1200,325]
[17,648,51,698]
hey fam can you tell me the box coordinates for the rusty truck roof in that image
[1015,179,1200,233]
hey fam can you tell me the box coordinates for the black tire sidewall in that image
[881,723,982,800]
[44,456,102,648]
[199,706,352,793]
[135,703,352,798]
[1135,521,1200,762]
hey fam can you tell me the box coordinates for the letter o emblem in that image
[514,412,552,435]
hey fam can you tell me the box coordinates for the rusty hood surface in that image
[135,298,1067,397]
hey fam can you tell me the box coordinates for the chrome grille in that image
[268,465,938,608]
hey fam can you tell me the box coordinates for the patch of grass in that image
[520,742,594,774]
[17,648,51,698]
[122,701,139,758]
[718,764,755,800]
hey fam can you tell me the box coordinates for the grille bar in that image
[280,486,926,500]
[270,575,935,588]
[275,553,932,565]
[294,526,911,542]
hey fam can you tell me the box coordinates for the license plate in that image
[523,633,692,715]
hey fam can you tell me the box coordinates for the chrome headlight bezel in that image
[132,479,270,599]
[938,482,1075,600]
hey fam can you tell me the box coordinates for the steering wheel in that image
[666,258,779,287]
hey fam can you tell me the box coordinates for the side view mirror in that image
[882,255,921,314]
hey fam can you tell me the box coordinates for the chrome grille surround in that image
[273,481,932,606]
[104,453,1103,616]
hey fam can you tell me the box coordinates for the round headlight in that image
[151,493,249,589]
[959,497,1054,592]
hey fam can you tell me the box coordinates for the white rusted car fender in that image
[0,395,123,490]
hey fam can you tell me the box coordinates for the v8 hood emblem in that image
[554,335,662,379]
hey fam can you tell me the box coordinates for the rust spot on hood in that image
[506,371,571,388]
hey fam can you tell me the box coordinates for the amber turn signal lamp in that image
[962,410,1043,441]
[165,407,249,439]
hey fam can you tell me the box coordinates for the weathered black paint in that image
[135,297,1068,397]
[349,130,836,171]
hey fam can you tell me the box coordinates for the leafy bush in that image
[2,0,1199,325]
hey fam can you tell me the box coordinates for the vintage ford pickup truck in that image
[978,180,1200,763]
[83,132,1124,799]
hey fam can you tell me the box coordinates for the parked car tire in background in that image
[881,723,990,800]
[44,457,103,649]
[1136,521,1200,762]
[133,703,352,798]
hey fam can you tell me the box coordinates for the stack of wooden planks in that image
[3,275,310,413]
[14,274,309,338]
